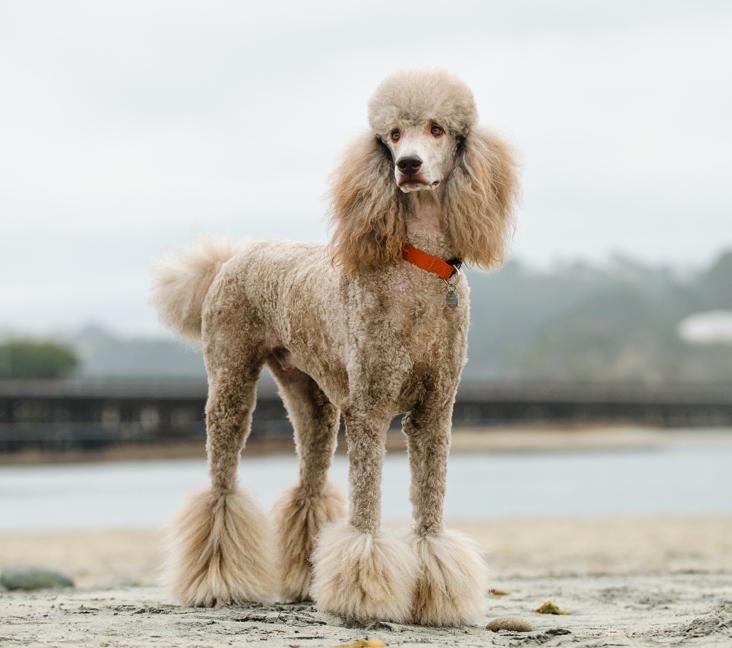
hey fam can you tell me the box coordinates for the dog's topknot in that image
[368,69,477,137]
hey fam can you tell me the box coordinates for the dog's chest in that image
[390,280,469,411]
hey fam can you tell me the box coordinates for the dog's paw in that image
[311,522,417,624]
[166,486,276,606]
[272,481,346,601]
[408,529,487,626]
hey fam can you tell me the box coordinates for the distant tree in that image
[0,340,79,379]
[699,249,732,308]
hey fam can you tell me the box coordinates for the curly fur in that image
[329,133,409,275]
[409,530,488,626]
[153,69,518,625]
[444,128,517,268]
[150,238,239,340]
[272,481,346,601]
[311,522,418,624]
[368,69,477,136]
[331,70,517,274]
[166,486,276,607]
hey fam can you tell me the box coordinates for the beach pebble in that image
[487,617,533,632]
[0,566,74,591]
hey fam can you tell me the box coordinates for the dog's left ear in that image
[444,128,518,269]
[329,132,407,275]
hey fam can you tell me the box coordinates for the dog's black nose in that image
[396,156,422,175]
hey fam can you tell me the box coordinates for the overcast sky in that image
[2,1,731,335]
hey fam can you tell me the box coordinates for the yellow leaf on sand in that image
[488,588,510,596]
[535,600,570,615]
[330,641,387,648]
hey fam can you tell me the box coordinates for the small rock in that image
[0,566,74,591]
[487,617,533,632]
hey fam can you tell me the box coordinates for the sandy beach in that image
[2,517,731,646]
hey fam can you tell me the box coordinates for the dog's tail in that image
[151,238,239,340]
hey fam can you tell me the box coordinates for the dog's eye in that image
[389,129,400,142]
[430,123,444,137]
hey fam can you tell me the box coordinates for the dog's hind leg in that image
[403,393,487,626]
[268,361,346,602]
[310,407,418,624]
[167,342,275,607]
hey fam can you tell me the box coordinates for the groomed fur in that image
[271,481,346,601]
[409,530,487,626]
[368,69,477,136]
[329,133,408,275]
[444,128,518,269]
[151,239,239,340]
[155,69,518,626]
[166,486,276,607]
[330,69,517,275]
[311,522,418,623]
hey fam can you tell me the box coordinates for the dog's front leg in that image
[311,408,418,624]
[403,395,487,626]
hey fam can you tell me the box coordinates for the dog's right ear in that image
[329,132,407,275]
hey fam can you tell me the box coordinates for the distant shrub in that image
[0,340,79,379]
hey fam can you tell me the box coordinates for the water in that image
[2,441,731,530]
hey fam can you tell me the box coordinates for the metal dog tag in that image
[446,286,459,308]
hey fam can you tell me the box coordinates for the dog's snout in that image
[396,156,423,175]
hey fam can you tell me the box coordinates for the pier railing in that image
[1,378,731,452]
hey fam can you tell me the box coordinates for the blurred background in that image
[1,1,731,589]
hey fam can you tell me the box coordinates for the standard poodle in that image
[151,69,518,626]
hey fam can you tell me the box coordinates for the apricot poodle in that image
[151,69,518,626]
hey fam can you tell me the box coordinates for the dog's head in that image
[330,69,518,275]
[368,70,476,194]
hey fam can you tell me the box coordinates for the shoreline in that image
[3,425,730,466]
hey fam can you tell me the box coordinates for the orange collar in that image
[402,244,461,280]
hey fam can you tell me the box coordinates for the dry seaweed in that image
[535,600,570,615]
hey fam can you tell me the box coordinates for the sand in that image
[1,517,731,646]
[3,574,731,647]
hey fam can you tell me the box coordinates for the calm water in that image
[2,440,731,530]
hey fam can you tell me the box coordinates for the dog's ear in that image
[329,132,407,274]
[444,128,518,269]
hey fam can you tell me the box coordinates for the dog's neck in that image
[405,188,457,260]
